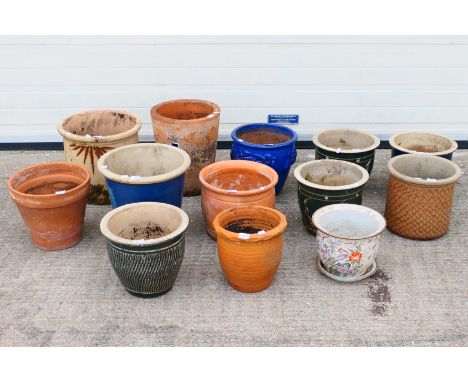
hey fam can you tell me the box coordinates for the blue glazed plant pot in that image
[98,143,191,208]
[230,123,297,194]
[389,131,457,160]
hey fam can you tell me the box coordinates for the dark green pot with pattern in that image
[100,202,189,297]
[294,159,370,234]
[313,129,380,174]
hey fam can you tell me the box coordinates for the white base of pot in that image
[316,256,377,283]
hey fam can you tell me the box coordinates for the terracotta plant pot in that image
[199,160,278,238]
[389,131,458,160]
[100,202,189,297]
[313,129,380,174]
[213,205,287,293]
[7,162,90,250]
[58,109,141,204]
[98,143,191,208]
[150,99,220,196]
[294,159,369,234]
[385,154,462,239]
[312,204,386,282]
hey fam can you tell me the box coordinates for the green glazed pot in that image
[294,159,369,234]
[313,129,380,174]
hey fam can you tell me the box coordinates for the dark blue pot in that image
[389,132,457,160]
[230,123,297,194]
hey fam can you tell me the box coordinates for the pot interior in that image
[237,128,292,145]
[107,204,182,240]
[392,155,457,180]
[62,110,137,137]
[394,132,453,153]
[317,130,375,150]
[104,145,185,178]
[220,209,282,235]
[156,101,214,120]
[206,169,271,191]
[299,162,364,187]
[317,209,381,238]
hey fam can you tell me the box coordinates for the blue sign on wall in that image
[268,114,299,124]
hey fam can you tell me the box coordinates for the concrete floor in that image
[0,149,467,346]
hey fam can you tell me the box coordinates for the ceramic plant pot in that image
[100,202,189,297]
[58,109,141,205]
[98,143,191,208]
[213,205,287,293]
[230,123,297,194]
[313,129,380,174]
[151,99,220,196]
[312,204,386,281]
[199,160,278,238]
[389,131,458,160]
[7,162,90,250]
[385,154,462,239]
[294,159,369,234]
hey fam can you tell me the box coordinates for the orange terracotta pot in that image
[7,162,90,250]
[213,205,287,293]
[150,99,220,196]
[199,160,278,238]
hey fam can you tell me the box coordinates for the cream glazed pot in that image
[58,109,142,204]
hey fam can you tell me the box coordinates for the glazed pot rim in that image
[213,205,287,242]
[312,203,386,240]
[389,131,458,156]
[199,160,278,196]
[100,202,189,247]
[387,153,462,186]
[294,159,370,191]
[312,128,380,153]
[231,123,298,149]
[57,109,142,144]
[150,99,220,125]
[97,143,191,185]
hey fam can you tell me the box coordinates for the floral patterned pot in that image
[312,204,386,281]
[230,123,297,194]
[313,129,380,174]
[213,205,287,293]
[294,159,369,234]
[151,99,220,196]
[58,109,141,205]
[199,160,278,238]
[98,143,191,209]
[389,131,458,160]
[100,202,189,297]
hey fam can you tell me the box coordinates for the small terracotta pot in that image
[150,99,220,196]
[199,160,278,238]
[385,154,462,239]
[389,131,458,160]
[58,109,141,205]
[213,205,287,293]
[7,162,90,250]
[313,129,380,174]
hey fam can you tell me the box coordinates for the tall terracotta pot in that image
[150,99,220,196]
[58,109,142,204]
[7,162,90,250]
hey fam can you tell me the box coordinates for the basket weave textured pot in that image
[58,109,141,204]
[100,202,189,297]
[385,154,462,239]
[389,131,458,160]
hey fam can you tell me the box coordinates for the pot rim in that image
[312,128,380,154]
[97,143,191,185]
[294,159,369,191]
[213,205,287,242]
[387,153,462,186]
[199,160,278,196]
[57,109,142,144]
[389,130,458,156]
[312,203,386,240]
[231,123,298,149]
[150,99,220,125]
[100,202,189,247]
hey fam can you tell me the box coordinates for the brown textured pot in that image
[58,109,141,205]
[199,160,278,238]
[150,99,220,196]
[7,162,90,250]
[385,154,462,239]
[213,205,287,293]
